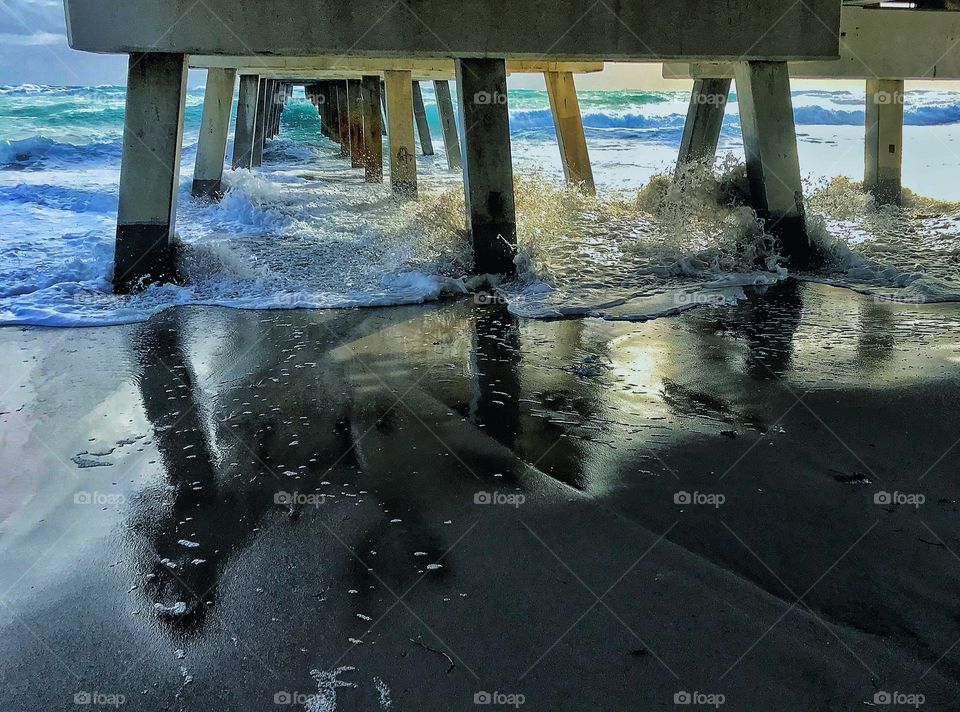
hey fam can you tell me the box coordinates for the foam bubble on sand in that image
[306,666,356,712]
[373,677,391,710]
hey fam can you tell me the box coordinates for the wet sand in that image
[2,281,960,710]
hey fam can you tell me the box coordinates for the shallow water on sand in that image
[3,283,960,708]
[3,84,960,325]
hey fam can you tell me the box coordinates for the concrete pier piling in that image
[412,81,434,156]
[361,75,384,183]
[433,80,461,170]
[455,58,517,275]
[865,78,904,205]
[384,70,417,196]
[380,80,388,136]
[231,74,259,170]
[252,78,269,167]
[192,67,236,198]
[734,61,814,267]
[347,79,365,168]
[544,70,594,195]
[114,52,187,292]
[327,83,342,144]
[64,0,841,290]
[336,82,350,157]
[676,77,731,175]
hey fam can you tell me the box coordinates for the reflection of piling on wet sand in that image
[6,285,960,708]
[60,0,841,290]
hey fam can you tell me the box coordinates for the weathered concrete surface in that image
[362,75,384,183]
[734,61,815,268]
[664,6,960,80]
[336,81,350,157]
[193,57,605,79]
[433,80,462,170]
[412,81,434,156]
[192,68,236,198]
[348,79,365,169]
[231,74,259,169]
[4,284,960,710]
[456,58,517,275]
[865,78,904,205]
[384,70,417,196]
[675,77,730,174]
[114,53,187,293]
[251,78,269,167]
[65,0,840,60]
[544,70,594,194]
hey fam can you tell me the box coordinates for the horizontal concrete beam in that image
[65,0,839,61]
[189,57,605,80]
[664,6,960,80]
[190,54,603,76]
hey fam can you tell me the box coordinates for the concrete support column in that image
[192,67,236,198]
[734,61,814,267]
[348,78,365,168]
[433,80,461,170]
[864,78,904,205]
[336,81,351,157]
[361,75,384,183]
[252,77,269,167]
[544,70,595,195]
[114,52,188,293]
[412,81,434,155]
[455,58,517,275]
[384,70,417,196]
[268,81,280,138]
[311,83,328,137]
[675,77,731,174]
[380,80,388,136]
[231,74,259,170]
[326,83,341,144]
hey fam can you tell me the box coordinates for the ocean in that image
[3,82,960,326]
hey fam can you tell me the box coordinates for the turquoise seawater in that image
[3,83,960,325]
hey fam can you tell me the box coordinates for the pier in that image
[61,0,841,291]
[10,3,960,708]
[665,2,960,207]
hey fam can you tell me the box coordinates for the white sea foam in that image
[4,89,960,327]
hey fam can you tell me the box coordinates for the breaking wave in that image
[3,85,960,326]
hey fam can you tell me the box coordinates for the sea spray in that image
[6,85,960,325]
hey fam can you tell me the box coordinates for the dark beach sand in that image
[1,281,959,710]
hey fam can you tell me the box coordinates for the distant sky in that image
[0,0,126,85]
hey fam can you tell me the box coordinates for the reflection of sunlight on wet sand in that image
[607,335,674,422]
